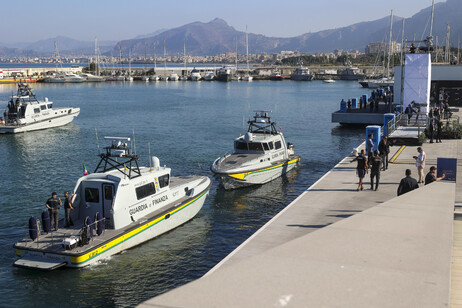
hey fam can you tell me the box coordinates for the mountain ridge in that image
[0,0,460,57]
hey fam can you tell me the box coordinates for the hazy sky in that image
[1,0,444,43]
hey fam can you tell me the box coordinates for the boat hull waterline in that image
[0,109,80,134]
[213,156,300,190]
[14,184,210,269]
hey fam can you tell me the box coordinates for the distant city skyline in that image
[1,0,444,44]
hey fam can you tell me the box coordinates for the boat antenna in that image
[133,128,137,155]
[242,115,245,135]
[148,142,152,168]
[95,128,100,154]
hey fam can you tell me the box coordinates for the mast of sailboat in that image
[246,25,250,74]
[144,43,147,75]
[153,42,157,75]
[183,38,187,77]
[128,50,131,77]
[235,36,238,69]
[54,40,60,74]
[94,37,100,76]
[164,39,167,77]
[400,18,405,65]
[387,10,393,79]
[429,0,435,46]
[119,44,122,71]
[445,24,451,63]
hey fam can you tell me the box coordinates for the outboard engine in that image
[29,217,39,241]
[287,142,295,156]
[42,210,51,233]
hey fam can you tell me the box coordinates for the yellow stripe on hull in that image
[69,188,209,265]
[228,157,300,180]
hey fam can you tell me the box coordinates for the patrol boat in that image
[0,83,80,134]
[211,111,300,190]
[13,137,211,270]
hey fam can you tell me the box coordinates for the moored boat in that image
[211,111,300,189]
[216,66,233,82]
[290,67,314,81]
[13,136,211,270]
[0,83,80,134]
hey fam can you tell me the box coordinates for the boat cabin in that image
[70,137,172,230]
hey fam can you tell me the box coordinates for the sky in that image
[0,0,444,44]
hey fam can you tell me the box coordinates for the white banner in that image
[402,53,431,113]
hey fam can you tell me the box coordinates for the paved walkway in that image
[140,138,461,308]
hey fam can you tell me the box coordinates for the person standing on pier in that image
[366,134,374,163]
[413,147,426,183]
[378,136,390,171]
[350,149,368,191]
[436,119,442,143]
[397,169,419,196]
[428,117,435,143]
[370,150,382,191]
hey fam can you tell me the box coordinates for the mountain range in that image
[0,0,460,58]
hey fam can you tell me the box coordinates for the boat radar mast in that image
[247,111,278,135]
[93,137,141,179]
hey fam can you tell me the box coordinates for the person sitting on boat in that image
[46,192,62,231]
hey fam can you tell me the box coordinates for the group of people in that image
[341,86,394,114]
[351,140,445,195]
[351,134,390,191]
[45,191,74,231]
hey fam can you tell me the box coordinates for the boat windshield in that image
[235,141,266,152]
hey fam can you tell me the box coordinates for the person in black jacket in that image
[378,136,390,171]
[397,169,419,196]
[369,150,382,191]
[350,149,368,191]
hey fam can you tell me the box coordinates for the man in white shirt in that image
[413,147,426,183]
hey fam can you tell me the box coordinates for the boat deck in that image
[14,176,200,256]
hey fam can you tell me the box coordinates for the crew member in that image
[46,192,62,231]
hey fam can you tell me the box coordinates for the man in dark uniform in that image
[397,169,419,196]
[350,149,368,191]
[63,191,74,227]
[378,136,390,171]
[436,118,442,143]
[425,166,445,185]
[46,192,62,231]
[366,133,374,161]
[369,150,382,191]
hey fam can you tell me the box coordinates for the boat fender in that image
[85,216,94,238]
[79,227,90,246]
[95,212,103,236]
[29,217,38,241]
[41,210,51,233]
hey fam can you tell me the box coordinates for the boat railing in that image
[23,216,106,249]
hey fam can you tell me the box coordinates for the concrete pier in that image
[140,133,461,306]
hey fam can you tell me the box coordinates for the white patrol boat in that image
[211,111,300,190]
[0,83,80,134]
[13,137,211,270]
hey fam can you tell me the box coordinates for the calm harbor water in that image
[0,80,366,308]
